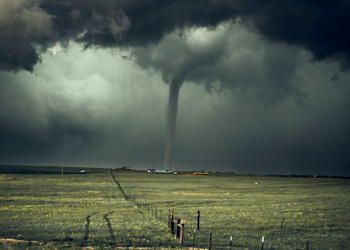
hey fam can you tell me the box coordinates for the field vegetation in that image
[0,165,349,249]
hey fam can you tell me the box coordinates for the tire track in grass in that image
[103,212,116,243]
[83,212,99,243]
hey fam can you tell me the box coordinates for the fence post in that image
[176,218,181,239]
[261,236,264,250]
[230,236,232,250]
[171,209,175,235]
[193,229,196,249]
[180,219,185,243]
[305,239,310,250]
[197,210,200,231]
[208,232,212,250]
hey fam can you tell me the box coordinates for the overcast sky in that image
[0,0,349,175]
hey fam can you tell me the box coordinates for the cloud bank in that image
[0,0,349,175]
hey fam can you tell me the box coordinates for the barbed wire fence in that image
[109,170,313,249]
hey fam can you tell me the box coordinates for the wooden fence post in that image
[180,219,185,243]
[208,232,212,250]
[176,218,181,239]
[197,210,200,231]
[171,209,175,235]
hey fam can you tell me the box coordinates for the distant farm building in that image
[186,171,209,176]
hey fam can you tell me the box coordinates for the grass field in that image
[0,165,349,249]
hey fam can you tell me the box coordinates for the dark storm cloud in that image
[0,0,238,71]
[1,0,350,175]
[1,0,349,71]
[0,0,53,71]
[230,0,350,70]
[132,23,305,104]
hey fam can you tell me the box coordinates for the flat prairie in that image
[0,165,349,249]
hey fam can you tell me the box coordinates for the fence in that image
[109,171,314,249]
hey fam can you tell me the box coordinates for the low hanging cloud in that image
[132,22,305,104]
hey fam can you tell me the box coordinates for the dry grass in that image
[0,167,349,249]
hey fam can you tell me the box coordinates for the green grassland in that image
[0,165,349,249]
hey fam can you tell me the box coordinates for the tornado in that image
[163,72,187,169]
